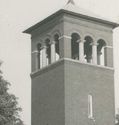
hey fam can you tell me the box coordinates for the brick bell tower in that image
[24,0,119,125]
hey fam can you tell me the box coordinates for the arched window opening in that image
[71,33,80,60]
[97,39,106,66]
[84,36,93,63]
[54,34,60,61]
[45,39,51,65]
[37,43,42,69]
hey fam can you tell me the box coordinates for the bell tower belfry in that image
[24,1,119,125]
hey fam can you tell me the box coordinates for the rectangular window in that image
[88,94,93,119]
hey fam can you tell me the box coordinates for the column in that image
[97,51,102,65]
[50,41,56,63]
[32,50,39,71]
[92,43,97,65]
[42,44,47,67]
[78,39,85,62]
[86,56,92,63]
[59,35,71,58]
[37,51,41,69]
[104,46,114,67]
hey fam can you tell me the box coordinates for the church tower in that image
[24,0,119,125]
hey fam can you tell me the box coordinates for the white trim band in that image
[105,46,113,49]
[32,50,39,54]
[59,35,71,40]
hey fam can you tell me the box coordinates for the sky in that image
[0,0,119,125]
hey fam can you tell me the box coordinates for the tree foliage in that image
[116,114,119,125]
[0,69,24,125]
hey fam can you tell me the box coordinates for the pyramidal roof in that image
[67,0,75,5]
[24,0,119,33]
[62,0,112,22]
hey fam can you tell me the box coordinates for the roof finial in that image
[67,0,75,5]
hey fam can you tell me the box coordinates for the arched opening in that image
[37,43,42,69]
[71,33,80,60]
[45,39,51,65]
[54,34,60,61]
[84,36,93,63]
[97,39,106,66]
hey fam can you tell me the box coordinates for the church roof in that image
[24,0,119,34]
[67,0,75,5]
[62,1,110,22]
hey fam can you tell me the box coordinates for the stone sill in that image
[31,58,114,78]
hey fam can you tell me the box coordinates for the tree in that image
[116,113,119,125]
[0,66,24,125]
